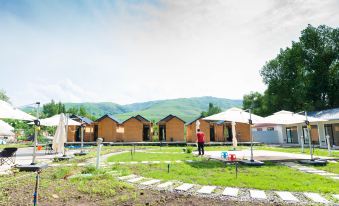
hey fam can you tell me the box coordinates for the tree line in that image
[243,25,339,116]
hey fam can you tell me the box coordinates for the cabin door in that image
[143,125,150,141]
[227,126,233,141]
[75,126,81,142]
[210,125,215,141]
[159,125,166,141]
[94,125,98,141]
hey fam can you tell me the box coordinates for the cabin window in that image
[256,128,263,131]
[267,127,274,131]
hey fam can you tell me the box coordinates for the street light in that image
[297,111,326,166]
[240,108,264,166]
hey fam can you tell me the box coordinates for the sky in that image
[0,0,338,106]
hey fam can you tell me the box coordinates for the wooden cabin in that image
[67,115,94,142]
[157,115,185,142]
[121,115,152,142]
[94,114,120,142]
[186,117,210,143]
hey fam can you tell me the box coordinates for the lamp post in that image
[297,111,326,166]
[239,108,264,166]
[96,138,103,169]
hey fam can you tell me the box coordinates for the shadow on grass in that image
[186,159,279,170]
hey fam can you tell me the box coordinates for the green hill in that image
[64,96,242,122]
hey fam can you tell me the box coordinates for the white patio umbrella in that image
[203,107,264,123]
[0,120,15,136]
[0,100,35,121]
[39,114,80,126]
[52,113,67,154]
[258,110,326,125]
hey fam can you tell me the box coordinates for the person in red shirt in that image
[196,129,205,155]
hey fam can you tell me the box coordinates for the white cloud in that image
[0,0,338,105]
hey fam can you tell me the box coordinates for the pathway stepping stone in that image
[140,179,161,186]
[331,176,339,180]
[119,162,126,164]
[250,190,267,199]
[317,172,337,176]
[275,191,299,202]
[328,160,337,163]
[305,170,326,173]
[175,160,182,163]
[130,161,138,164]
[157,181,173,188]
[164,161,171,164]
[128,177,144,183]
[151,161,160,164]
[186,160,193,163]
[283,162,299,167]
[222,187,239,197]
[197,186,216,194]
[141,161,149,164]
[304,192,329,203]
[118,174,137,180]
[333,194,339,200]
[175,183,194,191]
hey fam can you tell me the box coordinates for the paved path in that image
[116,173,339,205]
[203,150,337,161]
[281,162,339,180]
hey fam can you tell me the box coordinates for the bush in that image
[185,147,193,154]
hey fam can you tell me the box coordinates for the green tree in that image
[201,103,222,117]
[0,89,10,103]
[244,24,339,114]
[42,100,66,117]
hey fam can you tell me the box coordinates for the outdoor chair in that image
[0,147,18,166]
[45,143,54,155]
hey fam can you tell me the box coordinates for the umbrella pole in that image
[32,102,40,164]
[249,109,254,162]
[64,113,69,156]
[81,123,84,153]
[305,112,313,160]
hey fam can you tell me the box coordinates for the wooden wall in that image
[310,125,319,143]
[67,125,76,142]
[97,117,118,142]
[235,122,251,142]
[164,117,185,142]
[123,118,143,142]
[186,119,210,143]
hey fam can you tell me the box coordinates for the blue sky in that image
[0,0,338,106]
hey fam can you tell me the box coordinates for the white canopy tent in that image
[39,114,80,126]
[52,114,67,154]
[203,107,264,124]
[0,120,15,136]
[258,110,326,125]
[0,100,35,121]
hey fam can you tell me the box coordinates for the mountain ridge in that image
[63,96,242,122]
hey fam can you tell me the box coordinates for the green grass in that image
[0,143,31,149]
[257,145,339,157]
[311,162,339,174]
[115,160,339,193]
[107,152,199,162]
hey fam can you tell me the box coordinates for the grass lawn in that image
[115,159,339,194]
[311,162,339,174]
[257,145,339,157]
[107,151,199,162]
[0,143,32,149]
[0,166,255,206]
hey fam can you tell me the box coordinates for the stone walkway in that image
[115,173,339,205]
[281,162,339,181]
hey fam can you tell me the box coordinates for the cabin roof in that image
[121,115,150,124]
[70,114,93,124]
[186,116,204,126]
[308,108,339,120]
[157,114,186,124]
[95,114,120,124]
